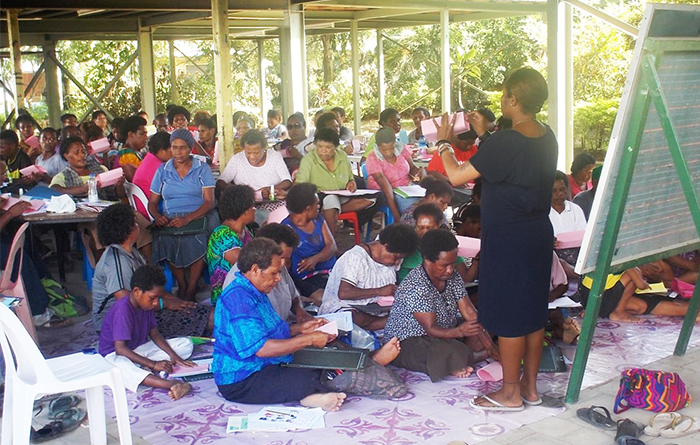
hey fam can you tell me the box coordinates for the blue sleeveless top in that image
[281,214,337,280]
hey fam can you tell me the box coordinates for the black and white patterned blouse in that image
[385,265,467,341]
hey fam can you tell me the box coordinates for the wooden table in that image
[23,210,99,281]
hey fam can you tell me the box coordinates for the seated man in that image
[385,229,498,382]
[98,265,194,400]
[222,223,313,323]
[579,267,700,323]
[319,224,418,331]
[213,238,403,408]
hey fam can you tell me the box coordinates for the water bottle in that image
[88,173,99,202]
[418,135,428,157]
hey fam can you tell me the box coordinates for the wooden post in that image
[258,40,266,123]
[138,24,157,119]
[169,39,179,105]
[6,9,24,109]
[377,29,385,116]
[440,9,451,114]
[43,41,62,128]
[547,0,560,163]
[351,20,362,136]
[212,0,234,168]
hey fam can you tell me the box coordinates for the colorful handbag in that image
[613,368,691,413]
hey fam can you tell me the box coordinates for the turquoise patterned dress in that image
[207,225,253,303]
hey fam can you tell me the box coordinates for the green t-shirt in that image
[296,147,354,191]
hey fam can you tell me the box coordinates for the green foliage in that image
[573,99,618,155]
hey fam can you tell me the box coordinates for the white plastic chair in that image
[0,304,133,445]
[0,222,37,343]
[124,181,154,222]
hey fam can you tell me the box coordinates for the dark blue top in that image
[211,272,292,386]
[470,127,558,226]
[282,214,337,280]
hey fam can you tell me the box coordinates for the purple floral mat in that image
[40,315,700,445]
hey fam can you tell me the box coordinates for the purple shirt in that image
[99,296,157,356]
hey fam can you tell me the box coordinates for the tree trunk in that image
[322,35,334,86]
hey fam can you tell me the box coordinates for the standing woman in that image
[148,129,217,301]
[438,67,557,411]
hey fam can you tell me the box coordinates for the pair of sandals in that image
[31,394,86,443]
[576,405,645,444]
[644,412,698,438]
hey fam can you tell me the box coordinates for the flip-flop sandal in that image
[659,415,699,438]
[48,394,81,418]
[615,436,646,445]
[31,407,86,444]
[469,395,525,412]
[576,405,617,430]
[615,419,644,440]
[644,412,682,437]
[540,395,566,409]
[522,395,542,406]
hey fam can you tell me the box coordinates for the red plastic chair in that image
[338,211,361,245]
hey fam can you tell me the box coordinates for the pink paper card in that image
[19,165,47,176]
[24,135,40,149]
[254,190,264,201]
[377,296,395,307]
[2,197,45,213]
[456,235,481,258]
[314,320,338,336]
[556,230,585,249]
[266,205,289,224]
[89,137,111,154]
[96,168,123,187]
[420,112,471,143]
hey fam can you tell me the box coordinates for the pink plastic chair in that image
[0,222,37,343]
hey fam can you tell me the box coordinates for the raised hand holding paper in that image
[24,135,40,149]
[89,137,111,154]
[19,165,47,176]
[420,111,470,143]
[314,320,338,336]
[96,167,123,187]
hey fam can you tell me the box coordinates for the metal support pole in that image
[169,39,179,105]
[440,10,451,114]
[6,10,24,108]
[279,8,307,119]
[546,0,560,164]
[43,41,62,128]
[351,20,362,136]
[377,29,385,116]
[138,24,157,119]
[258,40,267,123]
[212,0,234,168]
[560,1,574,171]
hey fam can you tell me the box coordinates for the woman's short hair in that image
[503,67,548,115]
[555,170,569,188]
[97,203,136,246]
[412,106,430,117]
[119,115,147,142]
[91,110,107,121]
[314,127,340,147]
[192,111,210,127]
[256,223,300,249]
[59,136,85,160]
[287,112,306,128]
[420,176,452,200]
[40,127,58,139]
[379,108,399,125]
[0,130,18,146]
[15,114,34,129]
[84,124,105,143]
[148,131,171,154]
[379,224,419,255]
[219,185,255,221]
[413,202,444,226]
[131,264,166,292]
[199,117,217,130]
[285,182,318,214]
[167,105,191,124]
[315,112,339,130]
[375,127,396,145]
[238,237,283,274]
[240,129,267,149]
[570,152,596,176]
[420,229,458,263]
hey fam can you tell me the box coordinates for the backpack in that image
[41,278,90,318]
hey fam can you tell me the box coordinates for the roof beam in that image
[313,0,546,13]
[0,18,138,33]
[0,1,288,11]
[141,11,211,27]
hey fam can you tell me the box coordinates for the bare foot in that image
[609,310,642,323]
[300,392,347,412]
[451,366,474,378]
[168,382,192,400]
[372,337,401,366]
[562,319,581,344]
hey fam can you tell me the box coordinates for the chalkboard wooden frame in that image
[566,3,700,403]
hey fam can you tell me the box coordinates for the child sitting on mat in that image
[99,264,195,400]
[579,267,700,323]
